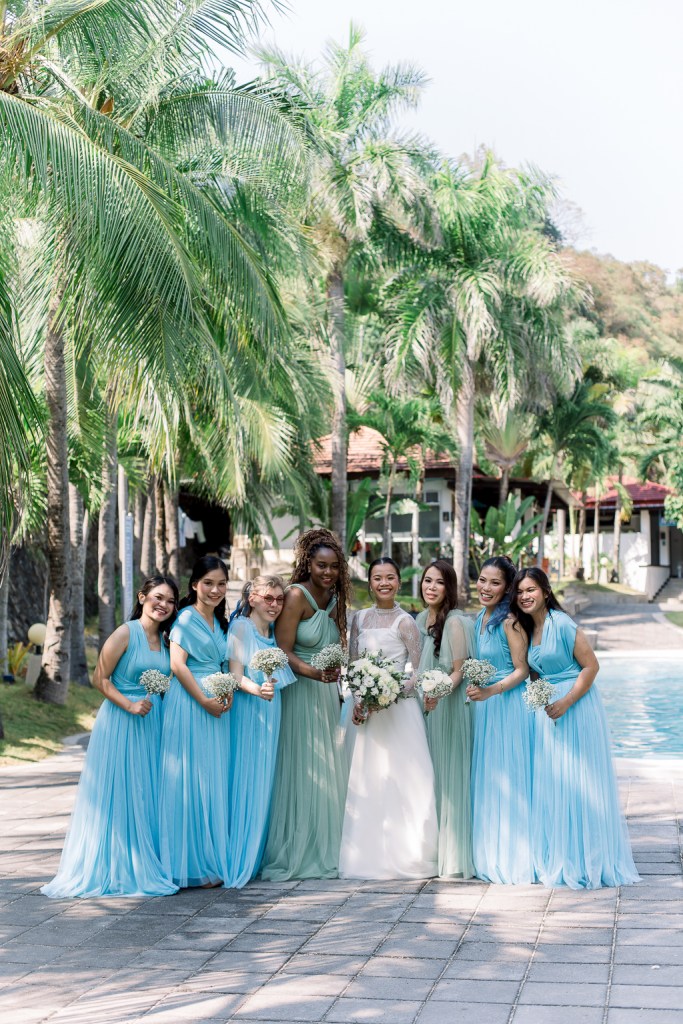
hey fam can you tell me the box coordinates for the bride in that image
[339,557,438,880]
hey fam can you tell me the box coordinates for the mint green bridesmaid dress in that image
[416,609,475,878]
[260,584,346,880]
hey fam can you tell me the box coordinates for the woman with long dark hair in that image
[261,529,350,880]
[159,556,232,887]
[510,568,638,889]
[226,575,294,887]
[42,576,179,898]
[339,557,438,879]
[466,556,535,884]
[416,559,475,878]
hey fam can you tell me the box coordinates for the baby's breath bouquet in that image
[347,650,403,716]
[462,658,497,703]
[416,669,453,714]
[203,672,238,702]
[249,648,289,678]
[139,669,171,697]
[523,677,558,713]
[311,643,348,672]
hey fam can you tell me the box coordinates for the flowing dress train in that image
[529,610,639,889]
[339,606,438,880]
[226,616,295,888]
[42,620,177,898]
[417,609,475,879]
[159,606,231,887]
[261,585,346,880]
[470,610,535,884]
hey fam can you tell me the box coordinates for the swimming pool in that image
[596,652,683,758]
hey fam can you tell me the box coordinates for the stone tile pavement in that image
[1,745,683,1024]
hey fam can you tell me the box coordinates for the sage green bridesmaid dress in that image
[261,584,346,880]
[416,609,475,878]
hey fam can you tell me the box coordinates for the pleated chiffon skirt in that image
[425,689,474,878]
[159,679,231,887]
[261,677,346,881]
[471,686,536,884]
[531,682,639,889]
[42,697,176,898]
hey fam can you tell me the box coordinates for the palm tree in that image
[349,392,453,555]
[257,25,429,549]
[533,377,615,567]
[479,405,533,505]
[0,0,303,703]
[388,155,580,601]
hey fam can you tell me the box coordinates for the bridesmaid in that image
[261,528,350,880]
[510,568,639,889]
[159,556,232,888]
[226,576,295,888]
[416,560,475,879]
[466,556,535,884]
[42,576,179,898]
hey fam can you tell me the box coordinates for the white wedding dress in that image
[339,605,438,880]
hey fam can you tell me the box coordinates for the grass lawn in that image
[0,683,103,766]
[665,612,683,629]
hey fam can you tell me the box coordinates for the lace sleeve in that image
[349,610,361,661]
[397,613,422,692]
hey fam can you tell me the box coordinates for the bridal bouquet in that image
[249,648,289,678]
[462,658,496,703]
[523,676,558,713]
[347,650,403,714]
[139,669,171,697]
[416,669,453,714]
[203,672,238,701]
[311,643,348,672]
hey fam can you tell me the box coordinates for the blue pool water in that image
[597,654,683,758]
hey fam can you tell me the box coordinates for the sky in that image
[227,0,683,275]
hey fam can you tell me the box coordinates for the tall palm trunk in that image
[69,483,90,686]
[155,476,168,573]
[98,409,118,650]
[381,461,396,557]
[453,356,475,605]
[537,474,555,568]
[0,557,9,674]
[327,268,347,550]
[140,476,156,579]
[613,470,624,583]
[133,490,144,588]
[578,493,587,575]
[35,299,71,704]
[593,496,601,581]
[164,482,180,580]
[499,468,510,506]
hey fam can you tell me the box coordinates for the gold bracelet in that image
[499,681,504,695]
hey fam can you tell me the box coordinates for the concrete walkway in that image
[575,603,683,651]
[1,744,682,1024]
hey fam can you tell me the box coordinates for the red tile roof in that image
[313,427,456,476]
[582,477,673,509]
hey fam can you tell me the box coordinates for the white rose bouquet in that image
[138,669,171,697]
[416,669,453,714]
[203,672,238,701]
[347,649,404,716]
[522,676,559,713]
[311,643,348,672]
[249,648,289,678]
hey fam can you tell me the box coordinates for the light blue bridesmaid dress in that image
[42,619,177,898]
[528,609,639,889]
[225,615,295,888]
[158,606,231,887]
[470,609,535,884]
